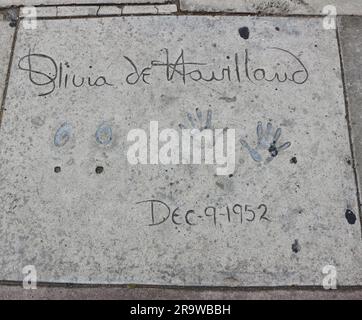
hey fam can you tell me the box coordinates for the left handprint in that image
[54,122,72,147]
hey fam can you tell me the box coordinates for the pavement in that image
[2,283,362,300]
[1,1,362,299]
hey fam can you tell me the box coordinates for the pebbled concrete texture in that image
[0,15,361,287]
[0,12,15,108]
[180,0,362,15]
[338,16,362,209]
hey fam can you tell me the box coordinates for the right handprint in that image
[240,121,291,164]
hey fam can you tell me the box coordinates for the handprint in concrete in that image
[95,122,113,145]
[179,108,213,135]
[240,121,291,163]
[54,122,72,147]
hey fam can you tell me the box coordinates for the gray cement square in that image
[0,16,360,287]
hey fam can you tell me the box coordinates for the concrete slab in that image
[121,4,177,15]
[0,16,360,287]
[338,17,362,211]
[180,0,362,15]
[0,0,171,8]
[18,5,177,17]
[0,12,15,108]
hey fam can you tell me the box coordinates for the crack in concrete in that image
[0,8,19,131]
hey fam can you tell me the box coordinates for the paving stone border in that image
[180,0,362,16]
[1,284,362,300]
[0,0,173,8]
[18,4,177,17]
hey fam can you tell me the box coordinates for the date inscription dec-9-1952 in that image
[136,199,271,228]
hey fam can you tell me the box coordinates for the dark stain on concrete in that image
[95,166,104,174]
[238,27,250,40]
[290,157,298,164]
[54,166,61,173]
[345,209,357,225]
[219,96,237,103]
[292,239,301,253]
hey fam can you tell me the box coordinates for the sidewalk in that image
[0,1,362,299]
